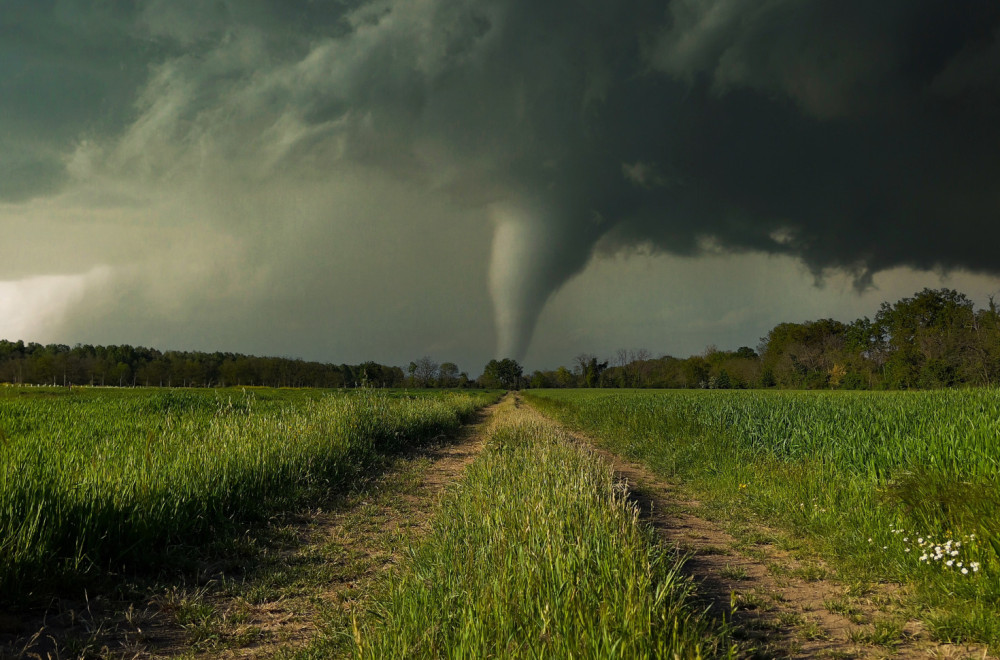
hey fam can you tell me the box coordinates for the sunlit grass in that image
[299,398,733,659]
[524,388,1000,647]
[0,387,498,602]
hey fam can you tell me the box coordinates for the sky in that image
[2,0,1000,373]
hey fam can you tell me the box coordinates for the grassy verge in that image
[523,389,1000,649]
[0,387,499,602]
[3,435,465,659]
[298,397,732,659]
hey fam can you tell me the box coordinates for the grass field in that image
[524,388,1000,646]
[297,396,732,659]
[0,386,498,603]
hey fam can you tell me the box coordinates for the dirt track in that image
[2,399,503,660]
[520,396,994,659]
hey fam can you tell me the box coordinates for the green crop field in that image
[524,388,1000,645]
[299,397,731,659]
[0,386,499,602]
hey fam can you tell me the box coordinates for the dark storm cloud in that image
[630,0,1000,284]
[4,0,1000,360]
[1,1,152,199]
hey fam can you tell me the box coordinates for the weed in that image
[720,564,751,581]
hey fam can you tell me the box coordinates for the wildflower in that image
[917,537,924,544]
[946,560,954,567]
[904,547,910,552]
[919,554,928,561]
[962,568,969,574]
[868,538,873,543]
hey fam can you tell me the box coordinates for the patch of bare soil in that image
[2,398,504,660]
[522,399,993,660]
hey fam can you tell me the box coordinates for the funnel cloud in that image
[2,0,1000,366]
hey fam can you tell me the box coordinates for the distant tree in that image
[874,288,975,388]
[614,348,629,386]
[438,362,460,387]
[480,358,523,389]
[497,358,523,389]
[715,369,731,389]
[413,356,439,387]
[479,359,502,389]
[681,356,709,388]
[358,361,388,387]
[554,366,576,388]
[584,357,608,388]
[627,348,652,387]
[529,370,549,388]
[573,353,595,379]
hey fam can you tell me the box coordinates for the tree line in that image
[0,342,407,389]
[2,288,997,391]
[528,288,1000,390]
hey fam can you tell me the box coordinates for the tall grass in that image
[0,387,498,602]
[334,399,732,659]
[524,389,1000,646]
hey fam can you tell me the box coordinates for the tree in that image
[627,348,652,387]
[554,366,576,388]
[583,357,608,388]
[480,358,523,389]
[529,370,550,388]
[715,369,731,389]
[573,353,595,379]
[874,288,975,388]
[479,360,501,388]
[413,356,439,387]
[438,362,460,387]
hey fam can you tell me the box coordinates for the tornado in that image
[488,199,602,360]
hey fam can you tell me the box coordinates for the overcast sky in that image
[2,0,1000,373]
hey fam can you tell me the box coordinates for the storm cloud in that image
[2,0,999,364]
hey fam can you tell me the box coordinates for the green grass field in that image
[7,383,998,653]
[523,388,1000,646]
[0,386,499,602]
[297,397,731,659]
